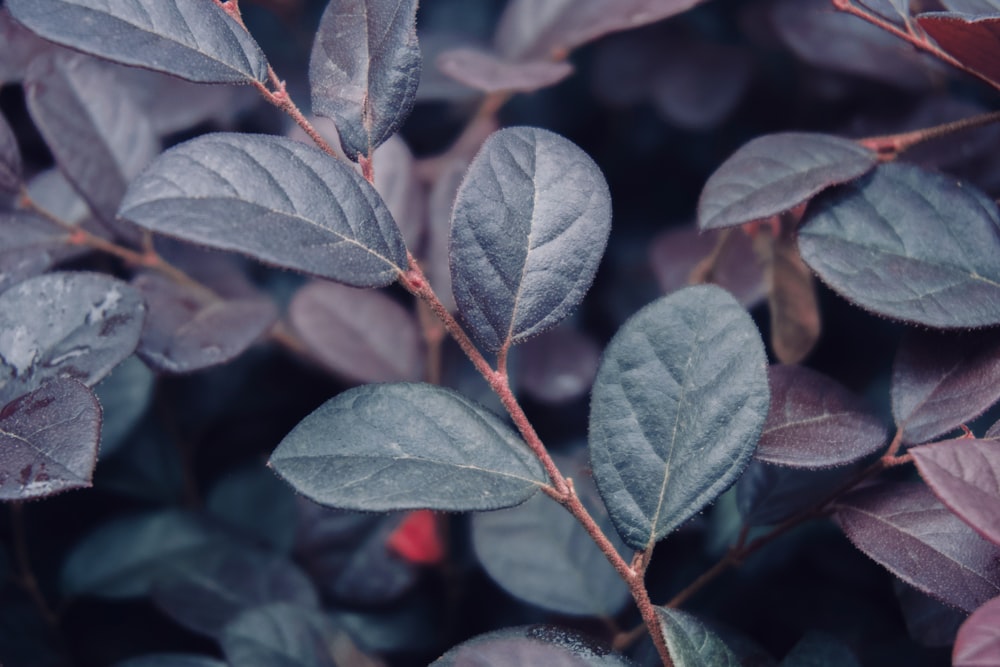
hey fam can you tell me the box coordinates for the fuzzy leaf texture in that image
[656,608,741,667]
[269,383,548,512]
[5,0,268,84]
[953,595,1000,666]
[799,162,1000,327]
[589,285,770,550]
[309,0,421,161]
[450,126,612,352]
[119,133,407,287]
[431,626,633,666]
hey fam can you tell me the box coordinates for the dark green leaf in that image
[207,464,298,553]
[799,163,1000,327]
[269,383,548,512]
[5,0,268,84]
[779,632,861,667]
[450,126,612,352]
[309,0,421,161]
[656,608,741,667]
[432,625,632,666]
[94,356,154,459]
[589,285,769,549]
[119,133,407,287]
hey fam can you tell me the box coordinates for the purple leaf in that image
[954,595,1000,666]
[495,0,708,62]
[697,132,877,231]
[5,0,268,84]
[450,127,612,352]
[0,7,53,84]
[759,226,821,364]
[436,47,573,93]
[289,280,423,383]
[757,365,888,468]
[0,378,100,500]
[309,0,421,162]
[799,163,1000,328]
[0,272,145,404]
[649,225,766,308]
[892,330,1000,444]
[432,625,632,666]
[833,481,1000,612]
[119,133,408,288]
[0,111,21,193]
[24,52,160,239]
[911,437,1000,546]
[133,272,276,374]
[917,13,1000,88]
[516,326,600,404]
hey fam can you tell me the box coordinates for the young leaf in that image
[953,595,1000,666]
[655,608,741,667]
[0,272,145,404]
[0,111,21,193]
[309,0,421,162]
[432,625,633,666]
[219,603,342,667]
[697,133,877,231]
[289,280,424,383]
[269,383,548,512]
[756,365,888,468]
[799,163,1000,328]
[780,632,861,667]
[893,330,1000,445]
[0,378,101,500]
[917,13,1000,88]
[5,0,268,84]
[911,437,1000,546]
[25,52,160,237]
[119,133,407,287]
[589,285,769,550]
[833,481,1000,612]
[436,47,573,94]
[450,126,612,352]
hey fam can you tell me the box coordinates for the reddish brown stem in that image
[859,109,1000,159]
[252,72,342,160]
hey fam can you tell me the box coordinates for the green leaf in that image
[269,383,548,512]
[219,603,340,667]
[656,607,741,667]
[589,285,769,550]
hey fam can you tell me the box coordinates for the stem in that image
[859,109,1000,159]
[10,503,58,628]
[252,71,342,160]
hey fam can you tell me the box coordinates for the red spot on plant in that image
[387,509,444,565]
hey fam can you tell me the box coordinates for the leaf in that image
[26,168,93,228]
[893,329,1000,445]
[0,110,21,193]
[917,13,1000,87]
[779,632,861,667]
[756,365,888,468]
[833,481,1000,612]
[61,510,233,598]
[893,580,965,648]
[0,211,68,294]
[737,460,858,526]
[436,47,573,93]
[942,0,1000,14]
[656,608,741,667]
[757,224,821,364]
[309,0,421,162]
[119,133,407,287]
[0,272,145,405]
[94,356,154,459]
[432,625,633,666]
[799,162,1000,327]
[207,464,299,553]
[25,52,160,236]
[589,285,770,550]
[471,451,630,616]
[269,383,548,512]
[450,126,612,352]
[697,133,877,231]
[954,595,1000,666]
[133,272,276,374]
[5,0,268,84]
[220,603,360,667]
[95,428,185,504]
[371,135,425,251]
[0,7,53,85]
[494,0,707,62]
[289,280,424,383]
[912,437,1000,546]
[151,549,318,639]
[424,157,467,312]
[0,378,100,500]
[114,656,228,667]
[516,326,600,404]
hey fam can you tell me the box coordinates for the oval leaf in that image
[0,272,145,405]
[0,378,100,500]
[269,383,548,512]
[656,608,741,667]
[119,133,407,287]
[432,625,632,667]
[5,0,268,84]
[589,285,770,550]
[799,162,1000,327]
[309,0,421,161]
[757,365,888,468]
[912,437,1000,546]
[697,133,877,231]
[436,47,573,94]
[0,110,21,193]
[450,126,612,352]
[918,13,1000,87]
[833,481,1000,612]
[220,603,341,667]
[892,329,1000,445]
[954,595,1000,666]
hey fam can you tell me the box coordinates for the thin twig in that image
[859,109,1000,159]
